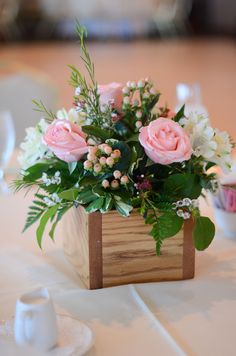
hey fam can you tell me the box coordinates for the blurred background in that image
[0,0,236,147]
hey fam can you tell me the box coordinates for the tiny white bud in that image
[113,170,121,179]
[150,88,156,95]
[75,86,81,96]
[123,96,130,105]
[143,92,150,99]
[104,145,112,155]
[120,175,129,185]
[130,81,136,89]
[106,157,114,167]
[135,121,142,129]
[183,212,191,220]
[137,80,145,88]
[99,156,107,165]
[94,163,102,173]
[136,110,142,119]
[102,179,110,189]
[122,86,130,95]
[84,160,93,169]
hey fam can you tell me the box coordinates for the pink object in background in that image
[222,186,236,212]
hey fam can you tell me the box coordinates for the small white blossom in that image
[18,118,52,169]
[75,86,81,96]
[41,171,61,186]
[57,108,87,126]
[43,193,61,207]
[180,112,232,170]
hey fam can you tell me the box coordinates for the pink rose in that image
[98,82,123,111]
[139,118,192,165]
[43,119,88,162]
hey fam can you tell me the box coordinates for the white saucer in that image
[0,314,94,356]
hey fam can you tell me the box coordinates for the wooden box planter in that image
[62,206,195,289]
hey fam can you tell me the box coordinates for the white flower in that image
[75,86,81,96]
[56,108,87,126]
[180,112,233,170]
[210,129,233,171]
[18,119,51,169]
[43,193,61,207]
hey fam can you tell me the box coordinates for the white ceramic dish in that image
[0,314,94,356]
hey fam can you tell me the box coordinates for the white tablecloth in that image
[1,187,236,355]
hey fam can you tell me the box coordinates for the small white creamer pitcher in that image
[14,287,58,351]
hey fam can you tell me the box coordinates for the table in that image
[1,178,236,356]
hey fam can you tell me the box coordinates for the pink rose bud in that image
[43,119,88,163]
[113,170,122,179]
[97,82,123,112]
[104,145,112,155]
[102,179,110,189]
[139,118,192,165]
[106,157,114,167]
[111,180,119,189]
[94,163,102,173]
[84,160,93,169]
[121,175,129,185]
[99,156,107,165]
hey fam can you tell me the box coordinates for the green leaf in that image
[82,125,112,140]
[85,197,104,213]
[79,175,98,187]
[173,104,185,123]
[92,186,106,197]
[164,173,202,199]
[49,205,71,240]
[150,212,183,255]
[193,216,215,251]
[115,201,133,217]
[58,188,79,201]
[100,194,113,213]
[77,188,97,204]
[36,205,59,248]
[68,162,77,174]
[24,163,50,181]
[112,141,131,172]
[152,212,183,240]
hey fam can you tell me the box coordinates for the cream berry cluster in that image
[84,144,121,174]
[102,170,129,190]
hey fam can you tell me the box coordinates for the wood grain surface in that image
[63,207,195,289]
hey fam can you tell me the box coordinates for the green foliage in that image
[36,205,59,248]
[193,216,215,250]
[82,125,112,141]
[115,200,133,217]
[32,100,56,123]
[173,105,185,123]
[164,173,202,199]
[58,188,80,201]
[149,212,183,255]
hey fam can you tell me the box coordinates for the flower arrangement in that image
[14,25,233,255]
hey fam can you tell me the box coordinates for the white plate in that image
[0,314,94,356]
